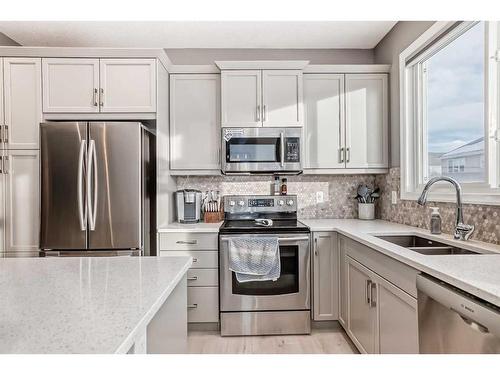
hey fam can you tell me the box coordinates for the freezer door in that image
[88,122,142,249]
[40,122,88,249]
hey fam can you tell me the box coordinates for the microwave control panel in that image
[285,138,300,162]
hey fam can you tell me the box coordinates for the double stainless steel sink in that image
[375,235,482,255]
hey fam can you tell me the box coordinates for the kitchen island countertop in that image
[0,256,192,354]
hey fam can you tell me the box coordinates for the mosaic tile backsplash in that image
[176,174,376,219]
[375,168,500,245]
[177,168,500,245]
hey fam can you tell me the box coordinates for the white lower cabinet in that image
[159,231,219,323]
[312,232,339,321]
[340,234,419,354]
[0,150,40,257]
[346,257,378,353]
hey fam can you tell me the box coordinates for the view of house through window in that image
[424,22,485,183]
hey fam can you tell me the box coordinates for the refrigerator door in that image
[88,122,142,249]
[40,122,88,249]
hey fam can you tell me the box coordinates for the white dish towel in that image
[228,237,280,283]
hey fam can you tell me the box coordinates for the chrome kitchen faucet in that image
[417,176,475,241]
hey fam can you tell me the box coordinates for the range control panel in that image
[224,195,297,213]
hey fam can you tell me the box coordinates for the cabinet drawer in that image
[159,232,218,251]
[187,269,219,287]
[188,286,219,323]
[159,250,218,269]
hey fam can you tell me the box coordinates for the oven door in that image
[219,233,311,311]
[221,127,302,174]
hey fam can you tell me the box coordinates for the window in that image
[401,21,500,205]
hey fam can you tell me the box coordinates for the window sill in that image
[401,190,500,206]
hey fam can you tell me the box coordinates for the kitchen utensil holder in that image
[358,203,375,220]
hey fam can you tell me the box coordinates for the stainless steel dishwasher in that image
[417,274,500,353]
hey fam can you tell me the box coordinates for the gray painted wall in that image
[374,21,435,167]
[165,48,374,64]
[0,32,20,46]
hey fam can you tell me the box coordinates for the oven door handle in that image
[220,236,310,242]
[277,237,310,242]
[280,132,285,167]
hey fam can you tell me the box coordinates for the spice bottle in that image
[280,178,288,195]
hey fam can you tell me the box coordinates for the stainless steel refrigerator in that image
[40,122,156,257]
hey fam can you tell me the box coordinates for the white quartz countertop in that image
[303,219,500,306]
[0,256,192,354]
[158,221,223,233]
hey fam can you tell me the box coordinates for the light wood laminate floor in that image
[188,326,358,354]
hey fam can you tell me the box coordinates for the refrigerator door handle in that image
[77,140,87,231]
[87,139,98,231]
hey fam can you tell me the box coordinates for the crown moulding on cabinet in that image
[215,60,310,70]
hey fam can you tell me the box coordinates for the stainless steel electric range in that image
[219,194,311,336]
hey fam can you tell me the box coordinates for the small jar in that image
[280,178,288,195]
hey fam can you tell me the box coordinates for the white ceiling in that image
[0,21,397,49]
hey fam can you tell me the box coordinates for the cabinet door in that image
[346,256,377,354]
[3,58,42,149]
[303,74,344,169]
[0,59,4,128]
[375,275,419,354]
[345,74,388,168]
[262,70,303,127]
[3,150,40,255]
[99,59,156,113]
[312,232,339,321]
[221,70,261,127]
[338,238,348,328]
[170,74,220,171]
[42,58,99,113]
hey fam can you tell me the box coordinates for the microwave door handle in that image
[280,132,285,167]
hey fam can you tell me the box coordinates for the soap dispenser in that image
[430,207,442,235]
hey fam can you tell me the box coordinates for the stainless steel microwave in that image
[221,127,302,174]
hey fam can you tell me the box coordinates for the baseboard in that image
[311,320,341,330]
[188,322,220,332]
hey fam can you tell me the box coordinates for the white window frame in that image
[400,21,500,205]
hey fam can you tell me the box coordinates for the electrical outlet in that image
[316,191,324,203]
[391,191,398,205]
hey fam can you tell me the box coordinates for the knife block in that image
[204,211,223,223]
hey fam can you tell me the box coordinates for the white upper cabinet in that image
[262,70,303,127]
[304,74,344,169]
[221,70,261,127]
[3,149,40,254]
[345,74,388,169]
[221,69,303,127]
[99,59,156,113]
[170,74,221,171]
[3,58,42,149]
[42,58,156,113]
[42,58,99,113]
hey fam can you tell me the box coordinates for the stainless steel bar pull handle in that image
[3,125,8,144]
[187,304,198,309]
[366,280,372,305]
[339,148,344,163]
[77,140,87,231]
[370,282,377,308]
[87,140,98,231]
[346,147,350,163]
[187,276,198,281]
[263,105,267,122]
[0,125,3,143]
[314,237,318,256]
[99,88,104,107]
[93,88,98,107]
[176,240,197,245]
[256,105,261,122]
[0,156,2,174]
